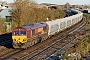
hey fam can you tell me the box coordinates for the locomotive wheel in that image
[12,43,20,48]
[37,37,42,43]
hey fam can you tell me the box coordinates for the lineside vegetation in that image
[0,18,6,34]
[11,0,65,28]
[62,14,90,59]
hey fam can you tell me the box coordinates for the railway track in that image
[32,37,78,60]
[0,49,19,58]
[27,17,88,60]
[0,33,24,60]
[0,15,87,60]
[0,49,23,60]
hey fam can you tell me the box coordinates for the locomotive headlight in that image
[18,38,20,40]
[23,39,26,41]
[14,39,16,41]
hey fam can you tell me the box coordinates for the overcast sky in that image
[2,0,90,5]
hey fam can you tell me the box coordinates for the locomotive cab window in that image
[20,31,26,35]
[32,29,35,36]
[13,31,19,35]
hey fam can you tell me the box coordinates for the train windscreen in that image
[13,31,19,35]
[20,31,26,35]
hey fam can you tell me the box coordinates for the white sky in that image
[2,0,90,5]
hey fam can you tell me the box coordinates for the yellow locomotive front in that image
[12,28,27,48]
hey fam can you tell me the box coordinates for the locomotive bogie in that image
[13,33,48,49]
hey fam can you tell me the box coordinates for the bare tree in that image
[64,2,71,8]
[11,0,36,27]
[11,0,65,28]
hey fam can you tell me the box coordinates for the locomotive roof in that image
[21,22,47,30]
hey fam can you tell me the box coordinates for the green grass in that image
[84,14,90,22]
[87,14,90,22]
[1,18,6,21]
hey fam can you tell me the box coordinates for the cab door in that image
[27,30,31,38]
